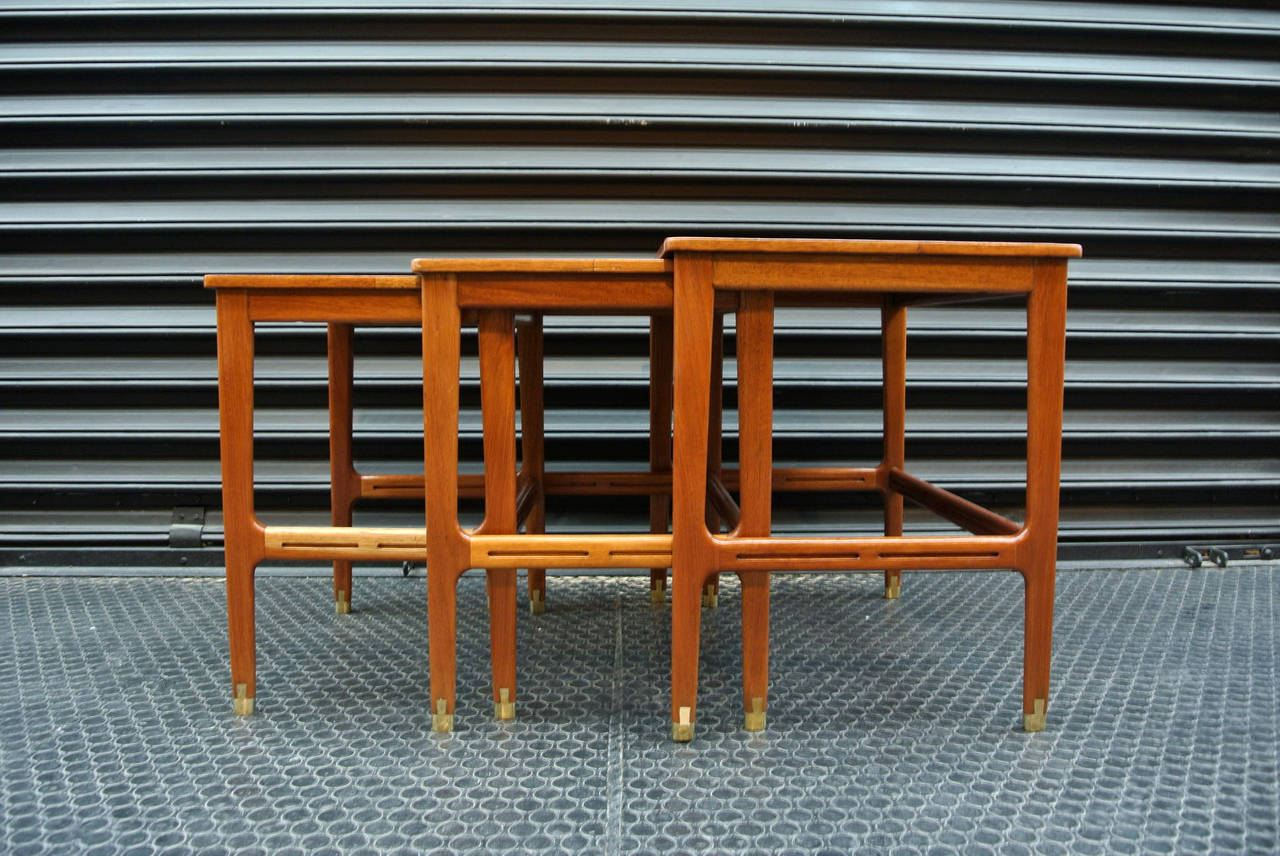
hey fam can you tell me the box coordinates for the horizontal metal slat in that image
[6,456,1276,492]
[2,200,1275,241]
[2,94,1274,141]
[5,1,1279,38]
[5,355,1275,391]
[6,306,1274,340]
[6,146,1277,190]
[4,41,1276,86]
[3,407,1275,440]
[2,255,1276,287]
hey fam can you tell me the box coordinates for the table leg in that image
[327,323,357,614]
[217,291,264,715]
[648,314,673,603]
[1020,261,1068,731]
[881,300,907,599]
[703,313,724,609]
[516,315,547,615]
[671,254,717,741]
[479,310,519,720]
[737,291,774,731]
[423,273,468,732]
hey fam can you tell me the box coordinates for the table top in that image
[205,260,671,291]
[658,237,1082,257]
[411,258,669,274]
[204,274,417,290]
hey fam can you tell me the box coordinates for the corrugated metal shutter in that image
[2,1,1277,569]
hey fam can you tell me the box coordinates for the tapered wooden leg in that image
[1021,557,1055,732]
[422,273,468,732]
[480,310,519,720]
[649,314,673,603]
[517,316,547,615]
[327,323,357,614]
[217,291,264,715]
[704,312,724,609]
[1020,260,1068,731]
[226,560,257,716]
[428,557,463,733]
[671,562,706,742]
[881,300,907,599]
[737,292,773,731]
[671,254,718,741]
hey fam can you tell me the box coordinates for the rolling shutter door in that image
[1,2,1276,569]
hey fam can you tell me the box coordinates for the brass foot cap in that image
[744,697,766,731]
[672,706,694,742]
[650,587,665,604]
[233,684,254,716]
[530,592,546,615]
[432,698,453,732]
[494,689,515,721]
[1023,699,1046,732]
[885,580,901,600]
[335,593,351,614]
[702,591,719,609]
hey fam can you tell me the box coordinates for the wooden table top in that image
[658,237,1082,257]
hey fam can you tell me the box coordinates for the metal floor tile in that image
[2,567,1277,855]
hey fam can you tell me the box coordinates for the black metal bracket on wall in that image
[168,507,206,549]
[1181,544,1277,569]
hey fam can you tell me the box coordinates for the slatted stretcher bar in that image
[261,462,1022,567]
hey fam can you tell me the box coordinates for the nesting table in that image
[204,270,680,717]
[660,238,1079,740]
[208,237,1079,740]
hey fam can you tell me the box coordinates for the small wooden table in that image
[660,238,1080,741]
[411,258,921,731]
[204,271,680,717]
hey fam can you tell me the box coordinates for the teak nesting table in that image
[208,237,1080,740]
[659,238,1079,740]
[204,266,684,718]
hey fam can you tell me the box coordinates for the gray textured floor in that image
[2,567,1277,855]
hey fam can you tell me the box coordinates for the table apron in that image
[248,290,421,323]
[711,255,1037,292]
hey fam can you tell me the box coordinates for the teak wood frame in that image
[205,270,683,717]
[416,260,682,731]
[660,238,1080,742]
